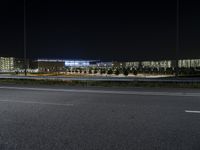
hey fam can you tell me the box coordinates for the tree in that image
[100,69,106,74]
[114,69,120,75]
[123,68,129,76]
[94,69,98,74]
[166,67,173,74]
[133,69,138,76]
[79,68,82,74]
[89,69,92,74]
[153,68,158,74]
[107,69,113,75]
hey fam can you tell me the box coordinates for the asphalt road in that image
[0,86,200,150]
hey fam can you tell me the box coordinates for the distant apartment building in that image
[140,60,172,69]
[124,59,200,69]
[125,62,140,68]
[178,59,200,68]
[0,57,35,72]
[0,57,14,71]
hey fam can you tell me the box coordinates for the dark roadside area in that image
[0,77,200,89]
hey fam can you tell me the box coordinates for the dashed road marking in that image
[0,99,74,107]
[185,110,200,114]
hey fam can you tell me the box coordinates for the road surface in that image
[0,85,200,150]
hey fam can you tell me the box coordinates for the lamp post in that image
[175,0,180,77]
[24,0,27,76]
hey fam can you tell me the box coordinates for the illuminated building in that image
[140,60,172,69]
[0,57,200,73]
[36,59,99,72]
[64,60,90,67]
[0,57,14,71]
[178,59,200,68]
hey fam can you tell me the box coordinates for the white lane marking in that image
[185,110,200,114]
[0,86,200,97]
[0,99,73,106]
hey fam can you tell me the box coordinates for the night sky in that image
[0,0,200,61]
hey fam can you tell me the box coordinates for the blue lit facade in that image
[64,60,90,67]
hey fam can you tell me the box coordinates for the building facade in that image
[36,59,99,72]
[0,57,14,71]
[0,57,200,73]
[125,59,200,69]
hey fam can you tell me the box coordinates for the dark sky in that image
[0,0,200,61]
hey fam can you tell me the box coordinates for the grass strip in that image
[0,78,200,89]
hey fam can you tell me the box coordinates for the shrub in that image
[89,69,92,74]
[123,69,129,76]
[94,69,98,74]
[107,69,113,75]
[100,69,106,74]
[114,69,120,75]
[133,69,138,75]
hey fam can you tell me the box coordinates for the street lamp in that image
[24,0,27,76]
[175,0,180,77]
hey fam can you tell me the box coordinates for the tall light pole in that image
[175,0,180,77]
[24,0,27,76]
